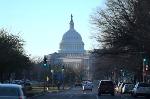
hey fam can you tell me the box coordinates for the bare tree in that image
[91,0,150,81]
[91,0,150,53]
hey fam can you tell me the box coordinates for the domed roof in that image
[62,29,82,43]
[59,15,84,54]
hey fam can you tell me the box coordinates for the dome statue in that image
[59,14,85,54]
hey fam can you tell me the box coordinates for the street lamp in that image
[51,70,54,88]
[62,66,65,90]
[143,58,147,82]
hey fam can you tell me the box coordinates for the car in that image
[132,82,150,98]
[118,82,124,93]
[11,80,24,85]
[118,82,132,93]
[122,83,134,94]
[0,84,26,99]
[115,82,122,93]
[75,81,82,87]
[98,80,115,96]
[24,82,32,91]
[82,81,93,91]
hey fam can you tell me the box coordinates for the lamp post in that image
[143,58,146,82]
[114,68,117,83]
[51,70,54,88]
[62,66,64,90]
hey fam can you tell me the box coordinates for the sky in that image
[0,0,105,57]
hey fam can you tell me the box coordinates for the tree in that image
[91,0,150,81]
[92,49,142,80]
[91,0,150,53]
[63,67,77,85]
[30,59,46,81]
[0,29,32,82]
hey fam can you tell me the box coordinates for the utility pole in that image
[51,70,54,88]
[62,66,64,90]
[143,58,146,82]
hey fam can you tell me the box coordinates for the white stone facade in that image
[46,15,93,80]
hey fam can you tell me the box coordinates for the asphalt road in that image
[30,86,147,99]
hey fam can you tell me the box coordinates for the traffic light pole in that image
[143,59,145,83]
[43,56,47,92]
[43,70,46,92]
[51,70,54,89]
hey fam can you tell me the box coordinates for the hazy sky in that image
[0,0,105,57]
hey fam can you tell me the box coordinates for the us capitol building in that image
[45,15,93,80]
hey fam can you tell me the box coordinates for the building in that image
[46,15,93,80]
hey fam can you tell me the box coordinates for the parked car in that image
[98,80,115,96]
[122,83,134,94]
[0,84,26,99]
[82,81,93,91]
[132,82,150,98]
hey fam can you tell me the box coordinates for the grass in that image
[26,86,70,97]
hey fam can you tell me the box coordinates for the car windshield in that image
[0,87,19,96]
[100,81,113,85]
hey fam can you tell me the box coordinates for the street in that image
[30,85,147,99]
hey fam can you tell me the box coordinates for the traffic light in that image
[143,58,147,64]
[43,56,47,67]
[143,58,149,71]
[146,65,149,71]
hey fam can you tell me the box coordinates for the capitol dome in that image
[59,15,84,54]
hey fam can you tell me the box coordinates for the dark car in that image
[98,80,115,96]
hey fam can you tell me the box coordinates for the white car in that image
[132,82,150,97]
[0,84,26,99]
[82,82,93,91]
[122,83,134,94]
